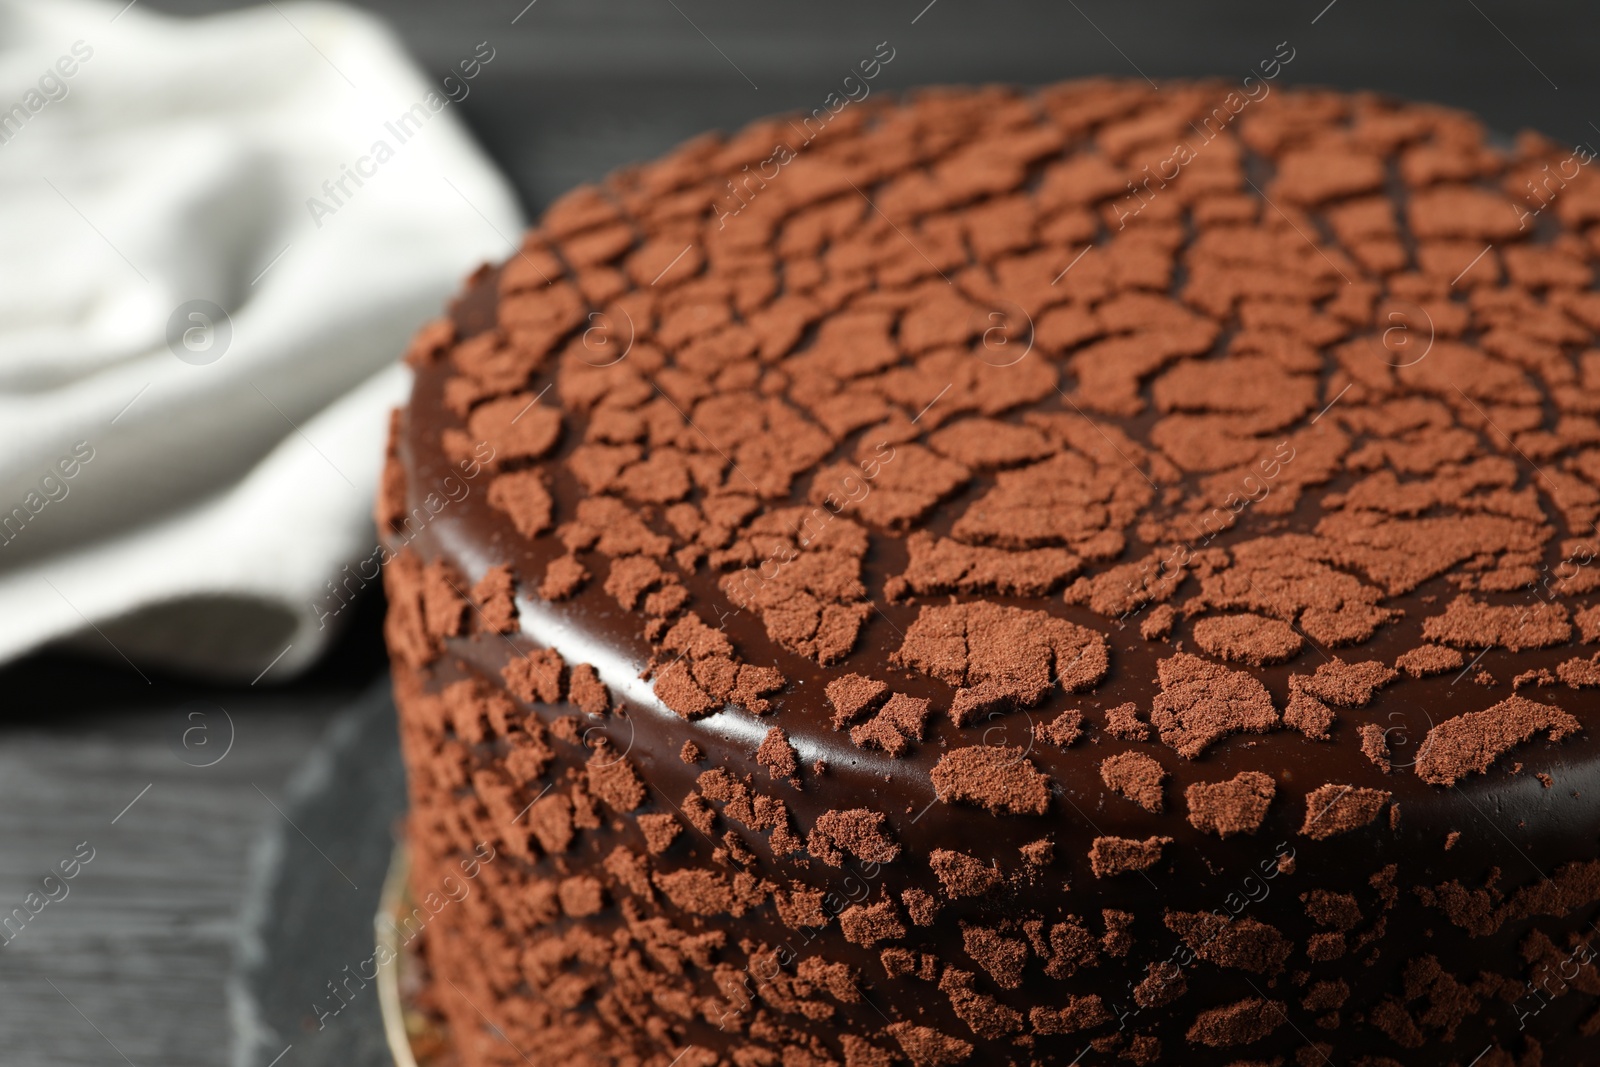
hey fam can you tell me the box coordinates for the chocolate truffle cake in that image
[380,80,1600,1067]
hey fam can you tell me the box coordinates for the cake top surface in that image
[392,78,1599,859]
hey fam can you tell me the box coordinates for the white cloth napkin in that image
[0,0,522,681]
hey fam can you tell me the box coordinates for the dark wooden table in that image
[2,1,1595,1064]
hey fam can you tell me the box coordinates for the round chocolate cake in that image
[380,79,1600,1067]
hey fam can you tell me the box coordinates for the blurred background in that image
[0,1,1594,1065]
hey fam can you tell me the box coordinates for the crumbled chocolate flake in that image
[755,726,798,780]
[586,750,646,812]
[886,1022,972,1067]
[1515,667,1557,689]
[487,469,555,539]
[1102,909,1135,956]
[1359,723,1393,772]
[1421,595,1572,651]
[502,648,565,704]
[807,808,900,867]
[1029,996,1112,1034]
[1100,750,1167,813]
[567,663,609,716]
[902,887,941,926]
[470,564,518,633]
[1395,643,1467,677]
[825,673,889,729]
[636,812,680,854]
[839,898,907,946]
[959,925,1029,989]
[1103,701,1151,740]
[1293,658,1398,706]
[1415,695,1581,785]
[1192,613,1304,665]
[538,553,587,601]
[1140,603,1177,641]
[1558,653,1600,687]
[1186,771,1276,838]
[893,601,1108,725]
[1132,960,1187,1008]
[420,560,467,639]
[887,530,1081,600]
[930,745,1052,816]
[678,739,701,764]
[1037,709,1085,748]
[1021,838,1055,867]
[1301,784,1392,840]
[1165,911,1292,974]
[928,849,1001,898]
[1282,684,1336,741]
[941,964,1027,1036]
[652,659,719,719]
[1186,998,1287,1047]
[1151,653,1279,758]
[1089,835,1172,877]
[851,693,932,757]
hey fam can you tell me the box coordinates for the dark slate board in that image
[231,680,408,1067]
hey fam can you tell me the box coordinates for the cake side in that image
[383,79,1600,1067]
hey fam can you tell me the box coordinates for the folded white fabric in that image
[0,0,522,680]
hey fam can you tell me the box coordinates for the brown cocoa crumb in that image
[1422,594,1571,651]
[1301,784,1391,840]
[1102,909,1135,956]
[1021,838,1055,867]
[1185,997,1287,1048]
[1557,653,1600,687]
[887,1022,973,1067]
[1099,750,1167,813]
[567,663,610,716]
[1414,694,1580,785]
[1150,653,1278,758]
[1185,771,1276,837]
[826,673,889,728]
[902,888,941,925]
[679,739,702,764]
[1088,835,1173,877]
[1359,723,1393,773]
[539,554,588,601]
[1191,612,1305,665]
[839,898,907,946]
[1294,658,1397,707]
[1139,603,1177,640]
[470,564,518,633]
[807,808,900,867]
[1283,685,1335,741]
[1029,996,1112,1034]
[1164,911,1291,974]
[636,813,680,854]
[1037,709,1085,748]
[1395,643,1467,677]
[928,849,1002,898]
[850,693,932,757]
[1103,701,1151,740]
[929,745,1052,815]
[755,726,798,780]
[892,601,1108,725]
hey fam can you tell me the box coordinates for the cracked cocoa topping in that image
[384,80,1600,1065]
